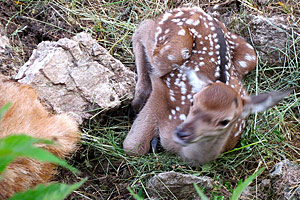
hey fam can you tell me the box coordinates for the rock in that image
[0,23,20,76]
[147,171,213,199]
[207,4,299,65]
[0,25,9,54]
[240,178,271,200]
[270,159,300,199]
[248,14,299,65]
[15,32,136,123]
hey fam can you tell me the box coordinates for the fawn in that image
[0,75,80,199]
[123,7,290,165]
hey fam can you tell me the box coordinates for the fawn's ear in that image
[241,89,292,118]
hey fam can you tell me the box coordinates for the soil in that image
[0,0,78,75]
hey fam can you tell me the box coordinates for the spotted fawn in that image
[123,7,290,165]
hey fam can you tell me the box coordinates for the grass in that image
[1,0,299,199]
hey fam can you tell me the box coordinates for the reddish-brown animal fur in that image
[0,76,80,199]
[123,7,290,165]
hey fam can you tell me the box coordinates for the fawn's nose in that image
[175,127,193,140]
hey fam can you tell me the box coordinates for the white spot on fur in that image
[231,34,237,39]
[234,130,241,137]
[178,29,186,36]
[171,109,176,115]
[186,19,194,25]
[181,85,187,95]
[179,114,187,121]
[245,53,256,61]
[168,55,176,61]
[170,96,176,102]
[188,70,207,92]
[246,43,254,49]
[214,71,220,77]
[238,61,248,68]
[192,20,200,26]
[175,11,184,17]
[154,27,162,45]
[181,48,190,59]
[159,13,172,24]
[207,15,213,21]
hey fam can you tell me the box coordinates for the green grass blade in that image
[127,187,144,200]
[9,178,87,200]
[230,168,265,200]
[0,134,79,174]
[194,183,209,200]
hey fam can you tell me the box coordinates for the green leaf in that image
[230,168,265,200]
[9,178,87,200]
[127,187,144,200]
[194,183,209,200]
[0,134,79,174]
[0,102,11,120]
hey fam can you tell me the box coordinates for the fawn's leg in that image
[124,94,158,155]
[130,19,157,114]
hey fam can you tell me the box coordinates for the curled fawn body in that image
[0,76,80,199]
[123,7,290,165]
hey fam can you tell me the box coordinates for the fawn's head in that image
[173,73,291,146]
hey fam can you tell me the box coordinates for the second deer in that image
[123,7,290,165]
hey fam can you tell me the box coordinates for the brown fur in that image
[199,83,238,110]
[0,76,80,199]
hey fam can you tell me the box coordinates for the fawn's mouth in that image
[173,128,194,146]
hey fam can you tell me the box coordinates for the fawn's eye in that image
[219,120,230,126]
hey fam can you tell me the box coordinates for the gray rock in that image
[147,171,213,199]
[15,32,136,123]
[0,23,20,76]
[0,26,9,54]
[270,159,300,200]
[240,178,271,200]
[207,4,299,65]
[248,14,299,65]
